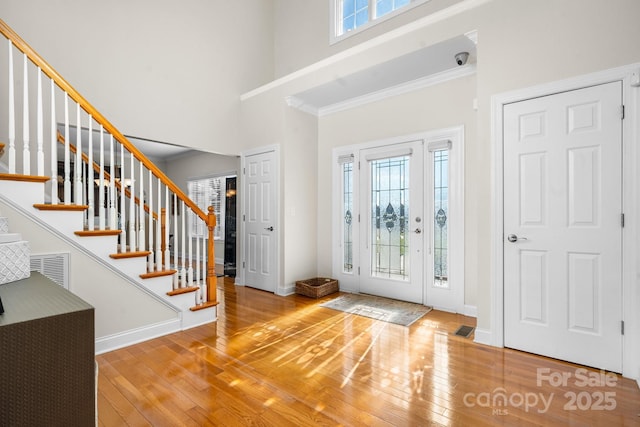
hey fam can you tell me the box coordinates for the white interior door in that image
[244,150,277,292]
[503,81,623,372]
[359,141,424,303]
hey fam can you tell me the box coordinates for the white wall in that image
[3,0,275,154]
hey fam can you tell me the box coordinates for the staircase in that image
[0,20,218,350]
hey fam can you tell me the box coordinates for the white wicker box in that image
[0,240,31,285]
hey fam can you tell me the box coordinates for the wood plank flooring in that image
[97,277,640,426]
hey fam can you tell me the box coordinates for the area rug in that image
[320,293,432,326]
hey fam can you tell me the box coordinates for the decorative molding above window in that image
[330,0,432,44]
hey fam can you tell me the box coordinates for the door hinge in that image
[621,213,625,228]
[243,214,246,221]
[357,266,360,275]
[621,320,625,335]
[358,214,360,223]
[620,105,625,120]
[243,167,246,175]
[243,261,246,268]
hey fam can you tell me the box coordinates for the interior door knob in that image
[414,228,422,234]
[264,226,274,231]
[507,234,527,242]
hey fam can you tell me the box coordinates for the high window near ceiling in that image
[331,0,430,42]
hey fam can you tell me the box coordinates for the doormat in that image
[453,325,475,338]
[320,293,432,326]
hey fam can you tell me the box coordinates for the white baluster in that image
[173,194,178,289]
[49,79,57,202]
[109,135,116,229]
[180,200,187,288]
[187,208,193,287]
[164,186,171,272]
[128,155,136,251]
[8,41,15,174]
[75,103,82,204]
[63,93,71,204]
[138,161,145,252]
[156,176,162,271]
[147,169,154,271]
[201,281,207,305]
[195,232,201,286]
[119,145,126,251]
[87,118,94,229]
[98,126,105,229]
[202,236,208,302]
[22,54,30,175]
[36,68,44,176]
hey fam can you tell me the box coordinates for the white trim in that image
[463,304,477,318]
[286,65,476,117]
[473,328,492,346]
[491,63,640,381]
[95,318,181,354]
[241,0,491,101]
[239,145,281,295]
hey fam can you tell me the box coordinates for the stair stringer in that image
[0,181,216,350]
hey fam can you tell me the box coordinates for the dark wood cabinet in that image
[0,272,95,426]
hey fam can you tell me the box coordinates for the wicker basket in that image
[295,277,339,298]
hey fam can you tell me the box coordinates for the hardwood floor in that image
[97,277,640,426]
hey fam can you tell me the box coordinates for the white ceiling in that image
[289,34,476,115]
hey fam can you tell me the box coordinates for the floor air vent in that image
[30,252,69,289]
[453,325,475,338]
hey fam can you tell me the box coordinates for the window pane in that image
[187,176,224,239]
[370,156,410,280]
[342,162,354,273]
[343,0,355,17]
[356,0,368,9]
[433,150,448,288]
[355,9,369,27]
[376,0,392,18]
[342,15,355,33]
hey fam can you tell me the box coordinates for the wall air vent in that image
[30,252,69,289]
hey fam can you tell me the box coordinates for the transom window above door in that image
[331,0,431,42]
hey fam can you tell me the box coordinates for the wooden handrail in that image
[56,132,158,221]
[0,19,207,223]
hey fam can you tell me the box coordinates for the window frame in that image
[330,0,431,44]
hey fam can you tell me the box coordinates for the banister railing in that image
[0,19,217,308]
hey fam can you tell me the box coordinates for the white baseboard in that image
[473,328,492,346]
[95,318,181,355]
[463,305,477,317]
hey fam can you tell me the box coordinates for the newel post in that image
[206,206,217,304]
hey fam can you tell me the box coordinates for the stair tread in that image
[0,173,49,183]
[140,269,177,279]
[167,286,199,296]
[110,251,152,259]
[189,301,218,311]
[75,229,121,236]
[34,203,89,211]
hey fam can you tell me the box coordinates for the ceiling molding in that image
[287,64,476,117]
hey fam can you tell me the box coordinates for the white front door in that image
[359,141,424,303]
[503,82,623,371]
[244,150,277,293]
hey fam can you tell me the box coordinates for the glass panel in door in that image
[360,141,424,303]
